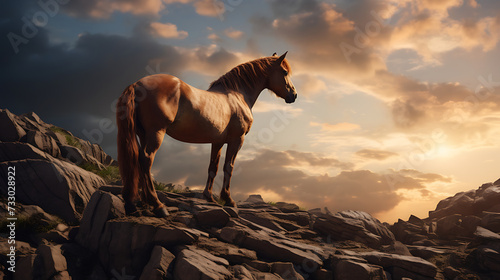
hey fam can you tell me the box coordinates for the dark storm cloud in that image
[1,0,239,154]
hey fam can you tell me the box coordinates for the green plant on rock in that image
[50,125,82,149]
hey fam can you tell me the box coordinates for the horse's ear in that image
[276,51,288,64]
[272,52,277,56]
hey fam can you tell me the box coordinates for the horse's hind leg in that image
[203,142,223,203]
[138,130,169,217]
[220,137,243,207]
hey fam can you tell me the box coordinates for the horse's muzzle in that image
[285,92,297,104]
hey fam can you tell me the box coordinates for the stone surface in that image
[139,245,175,280]
[76,190,125,252]
[0,109,26,142]
[357,251,437,278]
[334,260,387,280]
[195,207,231,228]
[0,144,104,223]
[33,244,69,280]
[174,246,231,280]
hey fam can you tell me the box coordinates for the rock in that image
[33,244,69,280]
[481,212,500,233]
[232,265,255,280]
[15,254,36,280]
[436,214,465,238]
[97,217,198,276]
[429,181,500,219]
[381,241,412,256]
[219,225,324,268]
[474,226,500,242]
[336,211,395,244]
[334,260,387,280]
[357,251,437,278]
[313,212,384,249]
[139,246,175,280]
[197,237,257,265]
[407,246,447,260]
[245,194,266,204]
[76,190,125,252]
[0,109,26,142]
[274,202,302,213]
[0,143,104,223]
[60,144,105,169]
[195,207,230,228]
[269,212,310,227]
[173,246,231,280]
[241,263,283,280]
[476,247,500,272]
[314,268,334,280]
[390,219,429,245]
[271,262,304,280]
[443,266,461,279]
[25,130,61,158]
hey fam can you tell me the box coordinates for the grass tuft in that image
[50,125,82,149]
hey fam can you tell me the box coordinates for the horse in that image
[116,52,297,217]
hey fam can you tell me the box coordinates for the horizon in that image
[3,0,500,223]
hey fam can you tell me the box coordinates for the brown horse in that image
[116,52,297,217]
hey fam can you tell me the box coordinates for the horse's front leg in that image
[203,142,223,203]
[220,137,243,207]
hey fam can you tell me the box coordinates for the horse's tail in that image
[116,84,140,203]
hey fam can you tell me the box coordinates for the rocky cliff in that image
[1,109,499,280]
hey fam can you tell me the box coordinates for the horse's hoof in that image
[125,202,139,216]
[224,199,237,208]
[203,191,217,203]
[153,206,169,218]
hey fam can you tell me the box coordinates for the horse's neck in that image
[211,82,265,110]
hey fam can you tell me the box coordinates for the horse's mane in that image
[208,56,292,92]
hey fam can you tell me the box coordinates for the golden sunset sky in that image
[3,0,500,222]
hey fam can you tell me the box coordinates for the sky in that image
[2,0,500,223]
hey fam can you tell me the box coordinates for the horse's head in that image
[268,52,297,104]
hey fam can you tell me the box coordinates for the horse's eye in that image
[283,70,289,76]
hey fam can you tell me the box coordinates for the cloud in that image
[64,0,166,18]
[310,122,361,132]
[149,22,188,39]
[224,28,244,39]
[356,149,399,160]
[294,74,327,96]
[152,145,452,217]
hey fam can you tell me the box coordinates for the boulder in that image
[33,244,69,280]
[173,246,231,280]
[195,207,230,228]
[0,109,26,142]
[274,202,302,213]
[313,212,386,249]
[97,217,199,276]
[481,212,500,233]
[0,143,104,223]
[334,260,387,280]
[336,211,395,244]
[476,247,500,272]
[219,225,324,268]
[271,262,304,280]
[357,251,437,278]
[76,190,125,252]
[197,237,257,265]
[436,214,465,238]
[25,130,61,158]
[429,180,500,219]
[139,246,175,280]
[60,144,105,169]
